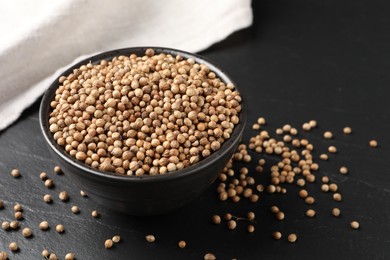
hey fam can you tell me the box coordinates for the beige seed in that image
[228,220,237,230]
[306,209,316,218]
[112,235,121,243]
[54,165,62,174]
[328,146,337,153]
[224,213,232,220]
[276,211,285,220]
[272,231,282,240]
[332,208,341,217]
[178,240,186,248]
[319,153,328,160]
[339,166,348,174]
[329,183,338,192]
[305,196,315,205]
[105,239,114,249]
[80,190,88,197]
[9,242,18,252]
[42,249,50,258]
[270,206,280,213]
[252,123,260,130]
[92,210,99,218]
[322,176,329,183]
[14,203,22,212]
[59,191,69,202]
[22,227,32,238]
[0,252,7,260]
[10,221,19,230]
[247,212,255,220]
[39,221,49,230]
[71,205,80,214]
[308,120,317,128]
[369,140,378,148]
[15,211,23,220]
[49,253,58,260]
[350,221,360,229]
[343,127,352,134]
[11,169,21,178]
[65,253,75,260]
[44,194,53,203]
[321,184,329,192]
[40,172,48,180]
[146,235,156,243]
[45,179,54,188]
[248,225,255,233]
[288,233,297,243]
[257,117,266,125]
[204,253,216,260]
[2,221,10,230]
[212,215,221,224]
[299,189,308,199]
[56,224,64,233]
[333,193,342,202]
[302,123,311,131]
[323,131,333,139]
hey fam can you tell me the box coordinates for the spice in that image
[319,154,328,160]
[204,253,216,260]
[270,206,279,213]
[343,127,352,134]
[287,233,297,243]
[276,211,285,220]
[212,215,221,224]
[45,179,54,188]
[10,221,19,230]
[339,166,348,174]
[80,190,88,197]
[323,131,333,139]
[54,165,62,174]
[247,225,255,233]
[15,211,23,220]
[49,254,58,260]
[11,169,21,178]
[39,221,49,230]
[306,209,316,218]
[92,210,100,218]
[9,242,18,252]
[105,239,114,249]
[0,252,7,260]
[44,194,53,203]
[308,120,317,128]
[247,211,255,221]
[42,249,50,258]
[333,193,342,202]
[59,191,69,202]
[350,221,360,229]
[49,49,242,175]
[272,231,282,240]
[145,235,156,243]
[71,205,80,214]
[22,227,32,238]
[178,240,186,248]
[65,253,75,260]
[40,172,48,180]
[112,236,121,243]
[56,224,64,233]
[369,140,378,148]
[328,146,337,153]
[228,220,237,230]
[14,203,22,212]
[2,221,10,230]
[332,208,341,217]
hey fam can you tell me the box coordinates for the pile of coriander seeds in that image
[48,48,242,175]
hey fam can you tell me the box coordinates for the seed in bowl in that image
[49,48,242,175]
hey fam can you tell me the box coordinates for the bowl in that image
[39,47,246,215]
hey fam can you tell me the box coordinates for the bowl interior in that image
[39,47,247,182]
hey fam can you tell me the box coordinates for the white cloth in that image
[0,0,252,131]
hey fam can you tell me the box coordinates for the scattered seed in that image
[2,221,10,230]
[369,140,378,148]
[65,253,75,260]
[247,212,255,221]
[45,179,54,188]
[302,123,311,131]
[321,184,329,192]
[309,120,317,128]
[80,190,88,197]
[40,172,48,180]
[257,117,266,125]
[44,194,53,203]
[272,231,282,240]
[212,215,221,224]
[248,225,255,233]
[343,127,352,134]
[329,183,338,192]
[14,211,23,220]
[92,210,99,218]
[306,209,316,218]
[333,193,342,202]
[224,213,232,221]
[204,253,216,260]
[350,221,360,229]
[9,242,18,252]
[14,203,22,212]
[105,239,114,249]
[146,235,156,243]
[0,199,3,209]
[42,249,50,258]
[228,220,237,230]
[54,165,62,174]
[270,206,280,213]
[22,227,32,238]
[332,208,341,217]
[339,166,348,174]
[322,176,329,183]
[252,123,260,130]
[71,205,80,214]
[323,131,333,139]
[10,221,19,230]
[276,211,285,220]
[11,169,21,178]
[178,240,186,248]
[319,154,328,160]
[55,224,64,233]
[39,221,49,230]
[49,253,58,260]
[288,233,297,243]
[59,191,69,202]
[305,196,315,205]
[328,146,337,153]
[0,252,7,260]
[299,189,308,199]
[112,235,121,243]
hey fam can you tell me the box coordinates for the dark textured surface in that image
[1,0,390,259]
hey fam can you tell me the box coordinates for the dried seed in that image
[270,206,280,213]
[288,233,297,243]
[40,172,48,180]
[276,211,285,220]
[22,227,32,238]
[319,154,328,160]
[328,146,337,153]
[80,190,88,197]
[14,211,23,220]
[228,220,237,230]
[10,221,19,230]
[112,235,121,243]
[42,249,50,258]
[212,215,221,224]
[369,140,378,148]
[339,166,348,174]
[350,221,360,229]
[56,224,64,233]
[44,194,53,203]
[306,209,316,218]
[105,239,114,249]
[272,231,282,240]
[11,169,21,178]
[305,196,315,205]
[204,253,216,260]
[333,193,342,202]
[248,225,255,233]
[302,123,311,131]
[54,165,62,174]
[308,120,317,128]
[0,252,7,260]
[146,235,156,243]
[332,208,341,217]
[247,212,255,220]
[299,189,308,199]
[71,205,80,214]
[92,210,99,218]
[329,183,338,192]
[14,203,22,212]
[45,179,54,188]
[178,240,186,248]
[49,253,58,260]
[323,131,333,139]
[343,127,352,134]
[322,176,329,183]
[59,191,69,202]
[9,242,18,252]
[224,213,232,221]
[2,221,10,230]
[321,184,329,192]
[65,253,75,260]
[39,221,49,230]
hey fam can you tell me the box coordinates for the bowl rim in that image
[39,46,246,183]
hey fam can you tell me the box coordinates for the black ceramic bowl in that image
[39,47,246,215]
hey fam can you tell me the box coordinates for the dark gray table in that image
[1,0,390,259]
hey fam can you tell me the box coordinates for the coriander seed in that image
[40,172,48,180]
[39,221,49,230]
[309,120,317,128]
[42,249,50,258]
[49,253,58,260]
[22,227,32,238]
[54,165,62,174]
[328,146,337,153]
[80,190,88,197]
[56,224,64,233]
[204,253,216,260]
[92,210,99,218]
[319,154,328,160]
[270,206,280,213]
[112,236,121,243]
[14,203,22,212]
[305,196,315,205]
[332,208,341,217]
[339,166,348,174]
[288,233,297,243]
[146,235,156,243]
[11,169,21,178]
[323,131,333,139]
[178,240,186,248]
[333,193,342,202]
[44,194,53,203]
[71,206,80,214]
[276,211,285,220]
[369,140,378,148]
[228,220,237,230]
[343,127,352,134]
[212,215,221,224]
[272,231,282,240]
[2,221,10,230]
[59,191,69,202]
[10,221,19,230]
[0,252,7,260]
[14,211,23,220]
[247,211,255,221]
[350,221,360,229]
[248,225,255,233]
[9,242,18,252]
[65,253,75,260]
[105,239,114,249]
[45,179,54,188]
[306,209,316,218]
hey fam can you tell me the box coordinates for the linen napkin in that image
[0,0,252,131]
